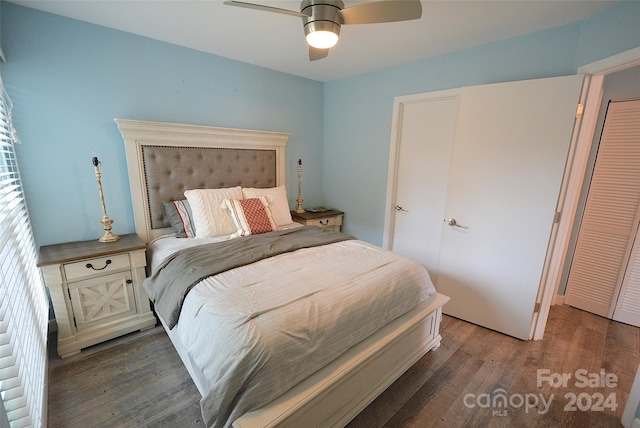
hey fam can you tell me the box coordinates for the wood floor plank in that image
[142,394,204,428]
[384,347,482,427]
[77,368,202,427]
[445,334,530,427]
[48,306,639,428]
[345,315,477,427]
[438,361,513,427]
[48,333,186,421]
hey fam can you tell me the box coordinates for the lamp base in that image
[99,230,120,243]
[98,216,119,242]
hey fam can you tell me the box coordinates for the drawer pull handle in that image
[86,259,112,271]
[126,279,133,284]
[320,220,329,225]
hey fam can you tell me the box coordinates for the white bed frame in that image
[116,118,449,428]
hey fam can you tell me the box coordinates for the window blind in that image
[0,75,48,427]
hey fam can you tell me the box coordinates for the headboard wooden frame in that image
[116,119,289,243]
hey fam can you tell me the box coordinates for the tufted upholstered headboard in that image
[116,119,289,243]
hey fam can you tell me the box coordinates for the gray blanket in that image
[144,226,355,329]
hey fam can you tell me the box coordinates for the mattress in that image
[146,229,437,427]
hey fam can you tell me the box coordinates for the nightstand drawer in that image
[307,217,340,228]
[291,209,344,233]
[64,253,131,281]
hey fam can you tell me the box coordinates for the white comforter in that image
[148,234,436,427]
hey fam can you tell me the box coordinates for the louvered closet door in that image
[615,222,640,325]
[565,99,640,322]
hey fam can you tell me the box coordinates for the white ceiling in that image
[9,0,617,82]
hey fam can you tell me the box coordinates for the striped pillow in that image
[223,196,277,237]
[163,200,195,238]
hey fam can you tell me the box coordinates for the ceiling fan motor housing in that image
[301,0,344,40]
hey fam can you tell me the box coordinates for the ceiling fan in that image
[223,0,423,61]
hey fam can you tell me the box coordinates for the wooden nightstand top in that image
[291,209,343,222]
[37,233,145,267]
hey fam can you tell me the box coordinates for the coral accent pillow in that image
[242,185,293,227]
[223,197,277,237]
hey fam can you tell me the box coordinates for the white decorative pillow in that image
[184,186,243,237]
[222,197,277,237]
[242,185,292,227]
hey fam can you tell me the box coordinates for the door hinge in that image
[576,103,584,118]
[534,302,541,313]
[553,212,561,224]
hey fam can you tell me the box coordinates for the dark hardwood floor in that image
[48,304,639,427]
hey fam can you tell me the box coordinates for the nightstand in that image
[38,234,156,358]
[291,209,344,232]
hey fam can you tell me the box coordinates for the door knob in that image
[395,205,409,213]
[446,218,468,229]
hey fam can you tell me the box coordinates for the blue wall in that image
[2,1,640,248]
[324,1,640,245]
[1,2,324,246]
[575,0,640,68]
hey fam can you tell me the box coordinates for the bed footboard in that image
[233,292,449,428]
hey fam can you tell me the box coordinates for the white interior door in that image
[437,75,583,339]
[387,75,584,340]
[389,93,459,282]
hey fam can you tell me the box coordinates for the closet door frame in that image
[531,48,640,339]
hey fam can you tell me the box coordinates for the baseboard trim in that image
[552,294,565,306]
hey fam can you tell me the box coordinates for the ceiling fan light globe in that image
[304,19,341,49]
[306,31,339,49]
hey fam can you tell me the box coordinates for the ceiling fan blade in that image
[338,0,422,25]
[223,1,310,18]
[309,46,329,61]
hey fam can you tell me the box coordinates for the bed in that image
[116,118,449,428]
